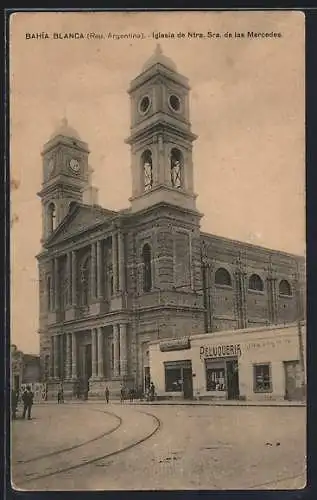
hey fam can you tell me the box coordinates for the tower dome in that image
[142,44,177,73]
[49,117,81,141]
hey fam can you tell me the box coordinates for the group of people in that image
[11,385,34,420]
[12,382,157,413]
[104,381,156,404]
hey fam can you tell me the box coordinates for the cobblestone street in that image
[11,402,306,491]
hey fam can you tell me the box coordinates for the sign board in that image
[160,337,191,352]
[200,343,242,360]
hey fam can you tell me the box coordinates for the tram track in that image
[14,408,162,487]
[13,407,122,465]
[248,470,306,489]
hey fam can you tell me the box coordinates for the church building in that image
[36,46,305,399]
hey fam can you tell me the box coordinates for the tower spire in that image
[155,43,163,55]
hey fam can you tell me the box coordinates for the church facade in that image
[36,47,305,399]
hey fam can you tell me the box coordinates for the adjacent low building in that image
[11,345,41,390]
[148,322,306,402]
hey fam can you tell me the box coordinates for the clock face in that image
[139,95,151,115]
[169,94,181,112]
[69,158,80,173]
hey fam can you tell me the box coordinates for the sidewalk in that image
[36,398,306,408]
[133,399,306,407]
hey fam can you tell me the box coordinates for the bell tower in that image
[126,45,198,213]
[38,118,90,242]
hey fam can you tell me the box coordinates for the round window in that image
[169,94,181,112]
[139,95,151,114]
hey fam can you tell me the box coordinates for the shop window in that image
[279,279,292,296]
[164,361,192,392]
[253,364,272,392]
[165,367,182,392]
[249,274,264,292]
[215,267,232,287]
[206,367,226,391]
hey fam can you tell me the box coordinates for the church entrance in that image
[78,344,92,399]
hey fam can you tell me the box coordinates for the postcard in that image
[9,10,306,491]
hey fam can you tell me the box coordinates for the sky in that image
[10,11,305,354]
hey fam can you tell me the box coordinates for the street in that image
[11,402,306,491]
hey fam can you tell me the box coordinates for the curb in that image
[34,400,306,408]
[126,401,306,408]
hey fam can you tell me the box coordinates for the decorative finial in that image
[61,103,68,126]
[155,43,163,55]
[61,116,68,127]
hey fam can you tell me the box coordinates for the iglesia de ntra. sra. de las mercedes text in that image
[37,45,305,402]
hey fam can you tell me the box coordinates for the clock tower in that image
[126,44,198,213]
[38,118,90,242]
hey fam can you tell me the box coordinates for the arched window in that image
[142,150,153,191]
[142,244,152,292]
[48,203,57,233]
[59,259,69,310]
[170,148,183,188]
[279,279,292,296]
[47,276,52,311]
[249,274,264,292]
[79,256,91,306]
[215,267,232,287]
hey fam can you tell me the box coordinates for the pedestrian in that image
[22,385,34,420]
[150,382,155,402]
[120,385,125,404]
[129,388,134,403]
[105,386,110,404]
[57,389,61,404]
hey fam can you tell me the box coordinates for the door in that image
[226,359,240,400]
[182,367,193,399]
[14,375,20,392]
[144,366,150,394]
[284,361,302,400]
[78,344,92,399]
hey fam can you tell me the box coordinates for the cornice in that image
[200,232,304,262]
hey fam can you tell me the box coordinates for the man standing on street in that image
[105,386,110,404]
[22,385,34,420]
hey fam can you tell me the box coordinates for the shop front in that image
[148,322,306,401]
[164,359,193,399]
